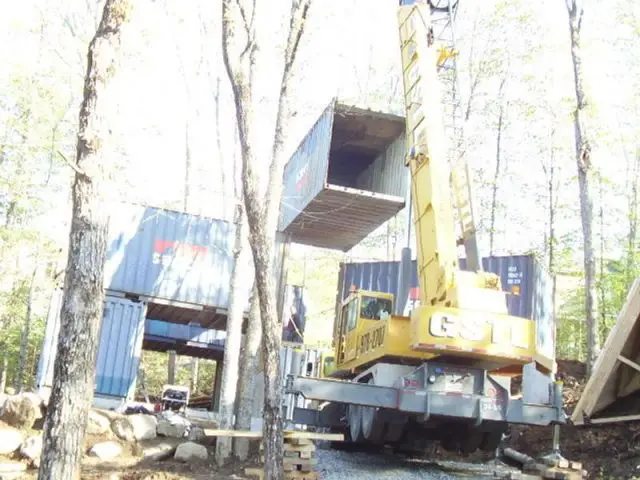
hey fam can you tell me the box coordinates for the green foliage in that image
[136,351,218,399]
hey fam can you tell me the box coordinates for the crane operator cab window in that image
[359,295,393,321]
[345,299,359,331]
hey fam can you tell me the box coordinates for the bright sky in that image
[1,0,637,269]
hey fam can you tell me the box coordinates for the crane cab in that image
[334,289,396,372]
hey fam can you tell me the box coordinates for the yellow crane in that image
[285,0,565,454]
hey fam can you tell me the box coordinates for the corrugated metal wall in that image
[279,102,335,231]
[144,319,226,346]
[96,298,147,397]
[36,294,147,400]
[355,135,408,197]
[105,204,236,307]
[337,255,556,358]
[104,203,288,310]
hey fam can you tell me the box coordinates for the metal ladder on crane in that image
[429,0,483,272]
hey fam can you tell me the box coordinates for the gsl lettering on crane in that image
[428,313,529,349]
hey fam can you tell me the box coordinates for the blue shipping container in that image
[104,203,286,309]
[336,255,556,360]
[36,291,147,400]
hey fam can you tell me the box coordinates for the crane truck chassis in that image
[281,0,568,455]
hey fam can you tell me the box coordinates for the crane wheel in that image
[361,378,386,443]
[347,404,365,443]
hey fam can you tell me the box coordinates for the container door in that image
[94,296,147,399]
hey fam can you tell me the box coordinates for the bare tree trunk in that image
[566,0,599,374]
[626,147,640,288]
[17,262,39,393]
[221,1,311,476]
[234,289,260,460]
[489,76,508,256]
[0,351,7,393]
[215,202,250,465]
[38,1,130,478]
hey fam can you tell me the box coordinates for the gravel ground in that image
[315,448,520,480]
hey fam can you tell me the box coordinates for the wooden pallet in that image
[245,438,320,479]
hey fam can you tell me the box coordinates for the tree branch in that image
[57,151,89,180]
[264,0,312,224]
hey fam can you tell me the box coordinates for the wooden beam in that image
[586,414,640,425]
[617,355,640,373]
[202,429,344,441]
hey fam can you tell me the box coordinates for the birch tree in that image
[38,0,131,478]
[221,0,311,476]
[565,0,599,374]
[215,153,251,465]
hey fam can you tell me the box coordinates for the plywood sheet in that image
[571,278,640,424]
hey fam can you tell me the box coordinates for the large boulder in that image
[0,460,27,480]
[174,441,208,462]
[88,441,123,460]
[87,410,111,436]
[111,417,135,443]
[0,425,24,455]
[0,394,39,429]
[21,393,44,419]
[19,435,43,468]
[187,426,205,443]
[127,414,157,441]
[157,413,190,439]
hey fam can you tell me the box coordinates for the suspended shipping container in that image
[36,291,147,402]
[104,202,289,328]
[279,99,408,251]
[335,254,556,360]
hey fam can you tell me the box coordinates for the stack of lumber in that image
[246,437,319,479]
[202,429,343,480]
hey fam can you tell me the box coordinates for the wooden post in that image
[168,350,177,384]
[212,359,223,412]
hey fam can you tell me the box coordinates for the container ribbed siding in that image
[354,135,408,197]
[336,254,556,360]
[280,102,335,231]
[278,98,407,252]
[36,292,147,399]
[104,202,287,310]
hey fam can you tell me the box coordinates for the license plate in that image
[481,398,501,413]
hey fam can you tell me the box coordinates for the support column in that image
[212,359,223,412]
[168,350,177,384]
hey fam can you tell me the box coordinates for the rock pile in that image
[0,391,215,477]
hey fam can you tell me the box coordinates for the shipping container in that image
[142,318,227,360]
[335,254,556,360]
[281,285,308,344]
[36,292,147,400]
[104,202,288,327]
[279,99,408,252]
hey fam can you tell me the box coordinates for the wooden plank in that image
[585,413,640,424]
[245,468,320,480]
[572,278,640,424]
[617,354,640,373]
[260,443,316,453]
[203,429,343,441]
